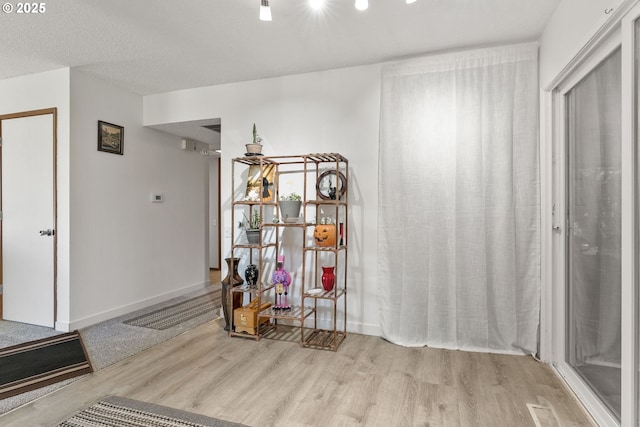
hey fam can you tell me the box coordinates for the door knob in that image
[39,229,54,236]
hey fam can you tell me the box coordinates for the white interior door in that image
[2,113,55,327]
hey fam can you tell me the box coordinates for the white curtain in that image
[378,43,540,354]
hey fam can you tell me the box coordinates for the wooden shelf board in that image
[302,329,346,351]
[262,222,311,228]
[233,153,347,166]
[233,200,278,206]
[303,246,347,252]
[258,305,315,321]
[230,322,274,340]
[260,324,301,344]
[233,242,278,249]
[305,199,348,206]
[230,284,260,294]
[303,288,346,300]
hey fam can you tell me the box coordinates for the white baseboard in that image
[67,281,210,330]
[55,321,71,332]
[347,321,381,337]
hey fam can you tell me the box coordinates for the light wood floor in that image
[0,319,594,427]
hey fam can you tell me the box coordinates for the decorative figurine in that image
[329,186,337,200]
[272,255,292,310]
[262,177,271,200]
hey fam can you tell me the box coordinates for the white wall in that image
[0,68,72,330]
[68,69,209,329]
[145,64,383,335]
[540,0,624,87]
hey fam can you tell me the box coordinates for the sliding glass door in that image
[566,48,622,420]
[550,4,640,426]
[636,13,640,427]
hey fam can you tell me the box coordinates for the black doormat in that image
[0,331,93,399]
[58,396,249,427]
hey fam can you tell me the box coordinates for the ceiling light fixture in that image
[259,0,272,21]
[406,0,417,3]
[355,0,368,11]
[309,0,324,10]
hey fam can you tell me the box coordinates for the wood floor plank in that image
[0,320,594,427]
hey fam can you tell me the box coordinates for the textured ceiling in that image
[0,0,560,96]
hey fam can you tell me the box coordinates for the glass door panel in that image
[566,47,622,419]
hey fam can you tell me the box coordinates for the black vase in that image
[245,264,259,289]
[221,257,243,331]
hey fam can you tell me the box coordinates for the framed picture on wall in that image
[97,120,124,155]
[245,164,275,201]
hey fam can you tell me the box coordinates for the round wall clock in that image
[316,170,347,200]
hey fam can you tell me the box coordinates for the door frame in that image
[551,36,622,427]
[543,2,640,426]
[0,107,58,324]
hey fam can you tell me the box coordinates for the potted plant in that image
[245,123,263,155]
[279,192,302,223]
[243,210,261,244]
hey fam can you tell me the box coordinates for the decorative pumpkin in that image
[314,224,336,247]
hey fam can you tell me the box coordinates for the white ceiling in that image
[1,0,560,96]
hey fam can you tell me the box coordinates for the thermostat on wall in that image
[151,193,164,203]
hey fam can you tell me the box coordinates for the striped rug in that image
[124,290,221,330]
[0,331,93,399]
[58,396,247,427]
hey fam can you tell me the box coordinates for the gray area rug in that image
[58,395,247,427]
[124,290,221,330]
[0,283,221,415]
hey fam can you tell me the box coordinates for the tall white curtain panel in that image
[378,43,540,354]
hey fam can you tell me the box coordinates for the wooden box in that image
[234,299,271,335]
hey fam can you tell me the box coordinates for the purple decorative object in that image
[272,255,292,310]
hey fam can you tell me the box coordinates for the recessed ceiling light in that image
[355,0,368,11]
[259,0,272,21]
[310,0,324,10]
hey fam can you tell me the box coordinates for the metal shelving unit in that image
[228,153,348,351]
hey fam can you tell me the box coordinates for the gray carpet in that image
[0,321,62,349]
[58,395,247,427]
[0,283,221,415]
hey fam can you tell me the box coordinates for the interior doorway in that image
[147,117,222,282]
[0,108,57,327]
